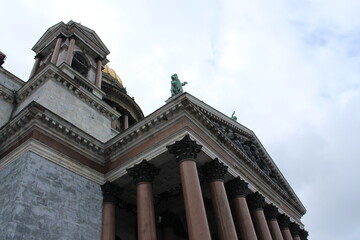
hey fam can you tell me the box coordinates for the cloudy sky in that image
[2,0,360,239]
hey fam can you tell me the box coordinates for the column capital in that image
[247,191,266,210]
[56,33,66,40]
[202,158,228,181]
[277,214,291,229]
[264,204,280,220]
[166,134,202,162]
[34,53,43,59]
[127,159,160,184]
[225,177,248,198]
[96,56,104,62]
[289,222,301,237]
[300,229,308,240]
[101,181,122,203]
[69,34,78,40]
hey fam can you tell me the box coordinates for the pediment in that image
[32,21,110,56]
[106,93,306,217]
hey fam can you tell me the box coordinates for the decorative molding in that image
[187,99,306,215]
[0,102,105,158]
[0,84,14,104]
[0,139,104,184]
[16,64,120,121]
[225,177,248,198]
[126,159,160,184]
[166,134,202,162]
[202,158,228,181]
[105,100,186,157]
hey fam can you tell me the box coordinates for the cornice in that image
[189,101,306,215]
[101,81,144,121]
[0,139,104,184]
[0,102,105,160]
[16,64,120,121]
[0,67,26,88]
[104,98,189,157]
[0,84,14,104]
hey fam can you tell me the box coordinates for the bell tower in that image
[29,21,109,95]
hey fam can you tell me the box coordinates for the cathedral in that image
[0,21,308,240]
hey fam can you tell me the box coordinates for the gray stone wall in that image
[0,69,24,91]
[0,98,13,127]
[0,151,103,240]
[14,79,113,142]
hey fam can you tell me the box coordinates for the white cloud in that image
[2,1,360,239]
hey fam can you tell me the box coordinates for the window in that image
[71,52,89,77]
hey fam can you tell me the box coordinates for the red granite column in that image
[264,204,284,240]
[226,177,258,240]
[95,57,103,87]
[247,192,273,240]
[299,229,308,240]
[50,35,64,64]
[127,160,159,240]
[277,214,293,240]
[161,211,176,240]
[167,134,211,240]
[29,54,42,79]
[65,36,76,65]
[203,159,238,240]
[289,223,301,240]
[101,181,121,240]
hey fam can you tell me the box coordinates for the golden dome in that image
[102,65,124,87]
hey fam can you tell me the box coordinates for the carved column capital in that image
[166,134,202,162]
[202,158,228,181]
[225,177,248,198]
[289,222,301,237]
[56,33,66,40]
[277,214,291,229]
[264,204,280,220]
[300,229,308,240]
[101,181,122,203]
[127,159,160,184]
[247,191,266,210]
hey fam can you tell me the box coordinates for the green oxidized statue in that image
[171,73,187,96]
[231,111,237,121]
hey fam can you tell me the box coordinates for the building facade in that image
[0,21,308,240]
